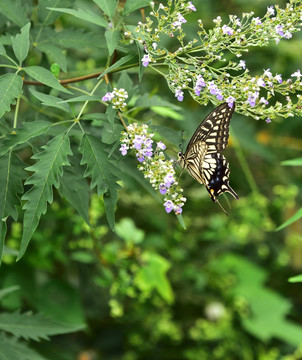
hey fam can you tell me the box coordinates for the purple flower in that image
[175,89,184,101]
[222,25,234,35]
[275,24,284,37]
[252,17,262,26]
[226,96,235,108]
[187,1,196,11]
[267,6,275,16]
[174,206,183,215]
[247,92,259,107]
[136,153,145,162]
[257,78,266,87]
[216,89,223,101]
[159,183,167,195]
[119,144,128,156]
[291,70,302,80]
[194,75,206,96]
[284,31,292,39]
[133,135,145,150]
[208,81,218,95]
[266,118,271,123]
[141,54,151,67]
[102,92,114,101]
[164,173,175,188]
[144,137,153,148]
[157,141,166,150]
[164,200,174,213]
[259,97,268,105]
[274,74,282,83]
[263,68,272,78]
[239,60,246,69]
[173,13,187,28]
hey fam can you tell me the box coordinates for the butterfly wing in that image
[186,102,235,152]
[182,102,238,202]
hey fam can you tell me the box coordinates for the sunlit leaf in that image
[276,208,302,231]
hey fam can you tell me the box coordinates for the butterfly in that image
[177,102,239,215]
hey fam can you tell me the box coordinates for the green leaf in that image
[0,286,20,300]
[59,94,100,103]
[38,0,72,25]
[0,43,7,56]
[36,42,67,72]
[152,106,185,120]
[79,134,121,230]
[0,120,52,156]
[29,89,72,113]
[11,22,30,65]
[281,157,302,166]
[105,29,121,56]
[134,252,174,303]
[289,274,302,283]
[98,54,137,79]
[0,73,23,118]
[116,218,145,245]
[59,154,91,226]
[0,0,28,27]
[0,152,26,263]
[0,332,47,360]
[93,0,118,19]
[135,94,183,111]
[123,0,151,16]
[48,7,108,27]
[23,66,72,94]
[0,311,85,341]
[19,133,73,260]
[52,28,105,49]
[275,208,302,231]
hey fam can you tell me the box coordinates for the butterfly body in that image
[177,102,238,207]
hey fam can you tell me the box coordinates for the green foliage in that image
[0,0,302,358]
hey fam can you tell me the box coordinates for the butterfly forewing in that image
[178,102,238,204]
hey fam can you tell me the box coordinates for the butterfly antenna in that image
[179,130,184,151]
[216,198,229,216]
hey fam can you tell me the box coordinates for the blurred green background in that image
[1,0,302,359]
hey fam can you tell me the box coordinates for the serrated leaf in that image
[59,154,91,226]
[0,311,85,341]
[0,0,28,27]
[281,157,302,166]
[29,89,72,114]
[0,332,47,360]
[23,66,72,94]
[36,42,67,72]
[11,22,30,65]
[98,54,136,79]
[276,208,302,231]
[0,152,26,263]
[123,0,151,16]
[105,29,121,56]
[48,7,108,27]
[0,73,23,118]
[0,120,52,156]
[93,0,118,19]
[52,28,105,49]
[38,0,72,25]
[79,134,121,230]
[19,134,72,260]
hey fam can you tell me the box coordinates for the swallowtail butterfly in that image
[177,102,239,214]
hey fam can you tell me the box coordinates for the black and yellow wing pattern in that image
[177,102,238,212]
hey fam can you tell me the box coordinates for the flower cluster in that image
[102,88,128,111]
[125,0,302,121]
[120,123,186,215]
